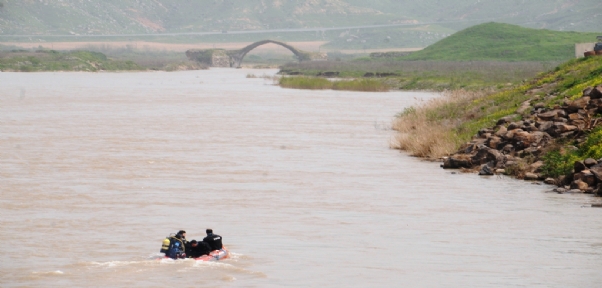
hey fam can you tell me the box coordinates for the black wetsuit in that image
[185,242,195,258]
[187,242,212,258]
[202,233,223,251]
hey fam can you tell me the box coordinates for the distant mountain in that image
[403,22,600,61]
[0,0,600,36]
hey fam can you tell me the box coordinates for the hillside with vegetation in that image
[0,50,140,72]
[392,55,602,194]
[403,23,600,61]
[278,23,600,91]
[0,49,205,72]
[0,0,600,37]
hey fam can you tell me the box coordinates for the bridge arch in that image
[229,40,309,68]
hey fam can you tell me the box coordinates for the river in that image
[1,69,601,287]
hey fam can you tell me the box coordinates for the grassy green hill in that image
[403,23,600,61]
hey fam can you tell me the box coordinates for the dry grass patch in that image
[391,90,487,158]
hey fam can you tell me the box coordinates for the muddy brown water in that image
[1,69,601,287]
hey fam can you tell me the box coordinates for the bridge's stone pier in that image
[186,40,327,68]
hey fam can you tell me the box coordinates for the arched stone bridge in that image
[186,40,327,68]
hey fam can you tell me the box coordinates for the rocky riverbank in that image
[442,84,602,195]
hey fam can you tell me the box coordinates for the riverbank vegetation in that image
[0,48,207,72]
[392,55,602,193]
[280,60,552,90]
[279,76,389,92]
[392,56,602,158]
[0,50,141,72]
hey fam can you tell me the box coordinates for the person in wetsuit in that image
[166,230,187,259]
[185,240,212,258]
[202,228,223,251]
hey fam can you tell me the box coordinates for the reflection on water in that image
[1,69,601,287]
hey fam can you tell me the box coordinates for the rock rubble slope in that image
[444,84,602,195]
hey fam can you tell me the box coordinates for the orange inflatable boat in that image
[161,247,229,261]
[193,248,229,261]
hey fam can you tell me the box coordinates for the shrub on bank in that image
[279,77,331,89]
[541,127,602,178]
[279,77,389,92]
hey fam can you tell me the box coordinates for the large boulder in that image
[583,87,594,97]
[573,170,596,187]
[584,158,598,168]
[479,164,494,176]
[557,109,568,118]
[471,146,504,167]
[571,179,589,191]
[590,166,602,182]
[478,128,493,138]
[569,119,586,128]
[589,85,602,99]
[496,115,517,125]
[507,122,523,130]
[554,123,577,133]
[514,131,533,143]
[536,121,553,132]
[523,125,539,132]
[504,129,523,140]
[558,175,571,186]
[574,161,587,173]
[513,131,550,150]
[530,131,551,146]
[537,110,560,120]
[589,98,602,109]
[501,144,514,154]
[495,126,508,137]
[530,161,544,173]
[443,155,472,169]
[487,136,504,150]
[568,113,583,120]
[544,178,557,185]
[567,97,590,112]
[524,172,539,180]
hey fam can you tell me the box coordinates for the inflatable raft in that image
[193,248,229,261]
[161,248,229,261]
